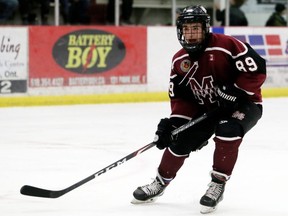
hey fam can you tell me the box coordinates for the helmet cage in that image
[176,5,210,53]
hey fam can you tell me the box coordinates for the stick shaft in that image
[172,108,218,135]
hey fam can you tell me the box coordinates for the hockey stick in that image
[20,108,217,198]
[20,142,156,199]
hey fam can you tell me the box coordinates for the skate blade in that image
[131,197,158,204]
[200,205,217,214]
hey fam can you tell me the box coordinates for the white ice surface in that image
[0,98,287,216]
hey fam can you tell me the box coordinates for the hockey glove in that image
[154,118,175,150]
[217,85,246,110]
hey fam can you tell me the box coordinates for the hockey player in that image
[132,5,266,214]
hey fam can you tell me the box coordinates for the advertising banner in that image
[0,27,28,94]
[212,27,288,66]
[29,26,147,88]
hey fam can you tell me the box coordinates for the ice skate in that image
[131,173,168,204]
[200,171,228,214]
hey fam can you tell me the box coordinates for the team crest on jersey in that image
[180,59,191,72]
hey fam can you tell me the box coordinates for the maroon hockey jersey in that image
[169,33,266,119]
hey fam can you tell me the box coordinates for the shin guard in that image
[212,137,242,176]
[158,148,188,182]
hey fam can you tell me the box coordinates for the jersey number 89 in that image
[235,57,258,72]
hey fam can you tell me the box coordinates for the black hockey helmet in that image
[176,5,210,53]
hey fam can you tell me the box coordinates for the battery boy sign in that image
[52,29,126,74]
[29,26,147,88]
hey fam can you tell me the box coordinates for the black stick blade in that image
[20,185,63,198]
